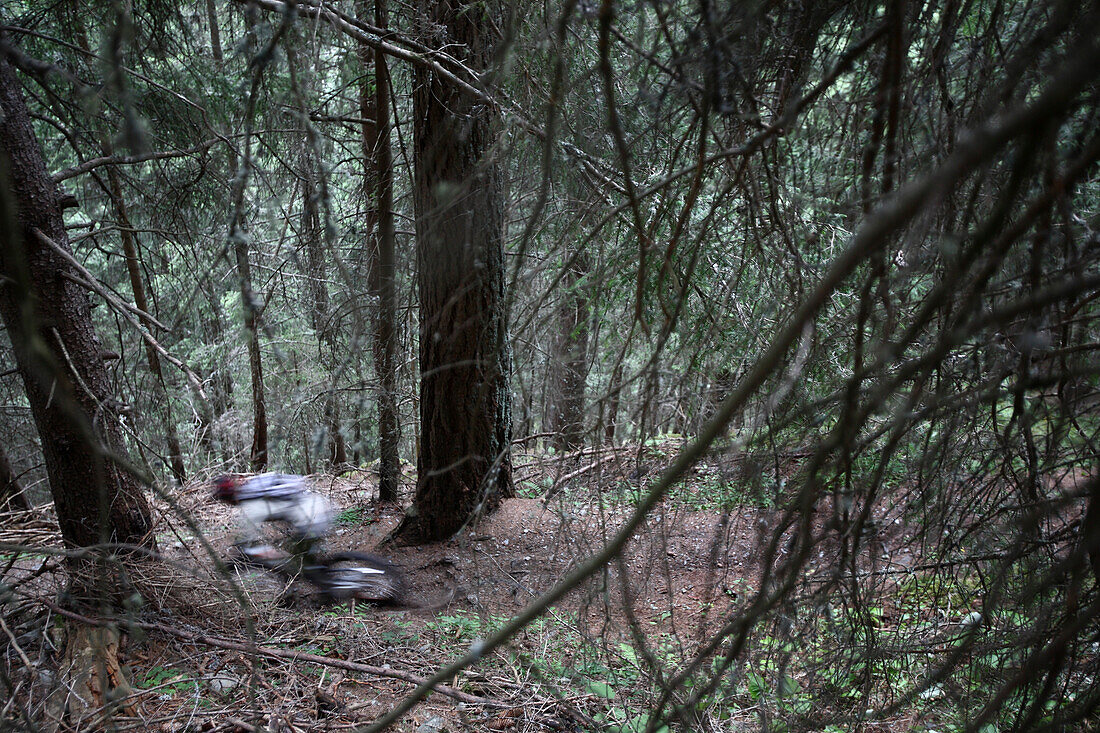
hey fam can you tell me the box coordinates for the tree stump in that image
[45,623,136,730]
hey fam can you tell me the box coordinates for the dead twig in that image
[538,454,622,503]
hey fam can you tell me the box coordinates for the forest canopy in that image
[1,0,1099,730]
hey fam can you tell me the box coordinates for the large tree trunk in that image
[48,624,136,728]
[393,0,512,543]
[358,0,401,501]
[0,56,155,552]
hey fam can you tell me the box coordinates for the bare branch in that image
[34,229,209,403]
[51,138,221,182]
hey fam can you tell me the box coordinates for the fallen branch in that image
[37,599,505,709]
[538,454,622,503]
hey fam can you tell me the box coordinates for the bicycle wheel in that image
[312,552,404,603]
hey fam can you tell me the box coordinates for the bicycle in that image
[231,545,404,605]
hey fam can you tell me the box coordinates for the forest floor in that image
[4,441,929,732]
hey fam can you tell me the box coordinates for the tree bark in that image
[206,0,224,62]
[394,0,512,542]
[359,0,401,500]
[0,55,154,551]
[550,249,590,453]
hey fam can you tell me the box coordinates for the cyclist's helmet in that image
[212,474,239,504]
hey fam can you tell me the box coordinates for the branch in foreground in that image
[51,138,221,182]
[240,0,622,195]
[358,33,1100,732]
[35,229,209,403]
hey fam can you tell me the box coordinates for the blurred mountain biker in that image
[211,473,334,566]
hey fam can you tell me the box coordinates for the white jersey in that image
[235,473,309,502]
[234,474,334,541]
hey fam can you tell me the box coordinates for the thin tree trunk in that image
[206,0,223,62]
[300,140,347,468]
[106,165,187,483]
[550,249,590,453]
[225,3,286,473]
[66,11,187,482]
[300,150,329,341]
[0,56,155,552]
[359,0,400,501]
[233,236,268,471]
[0,441,29,510]
[199,276,233,458]
[604,361,624,444]
[353,386,364,466]
[326,399,347,468]
[288,36,346,471]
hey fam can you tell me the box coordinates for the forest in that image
[1,0,1099,730]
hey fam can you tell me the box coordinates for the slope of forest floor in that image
[4,442,932,732]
